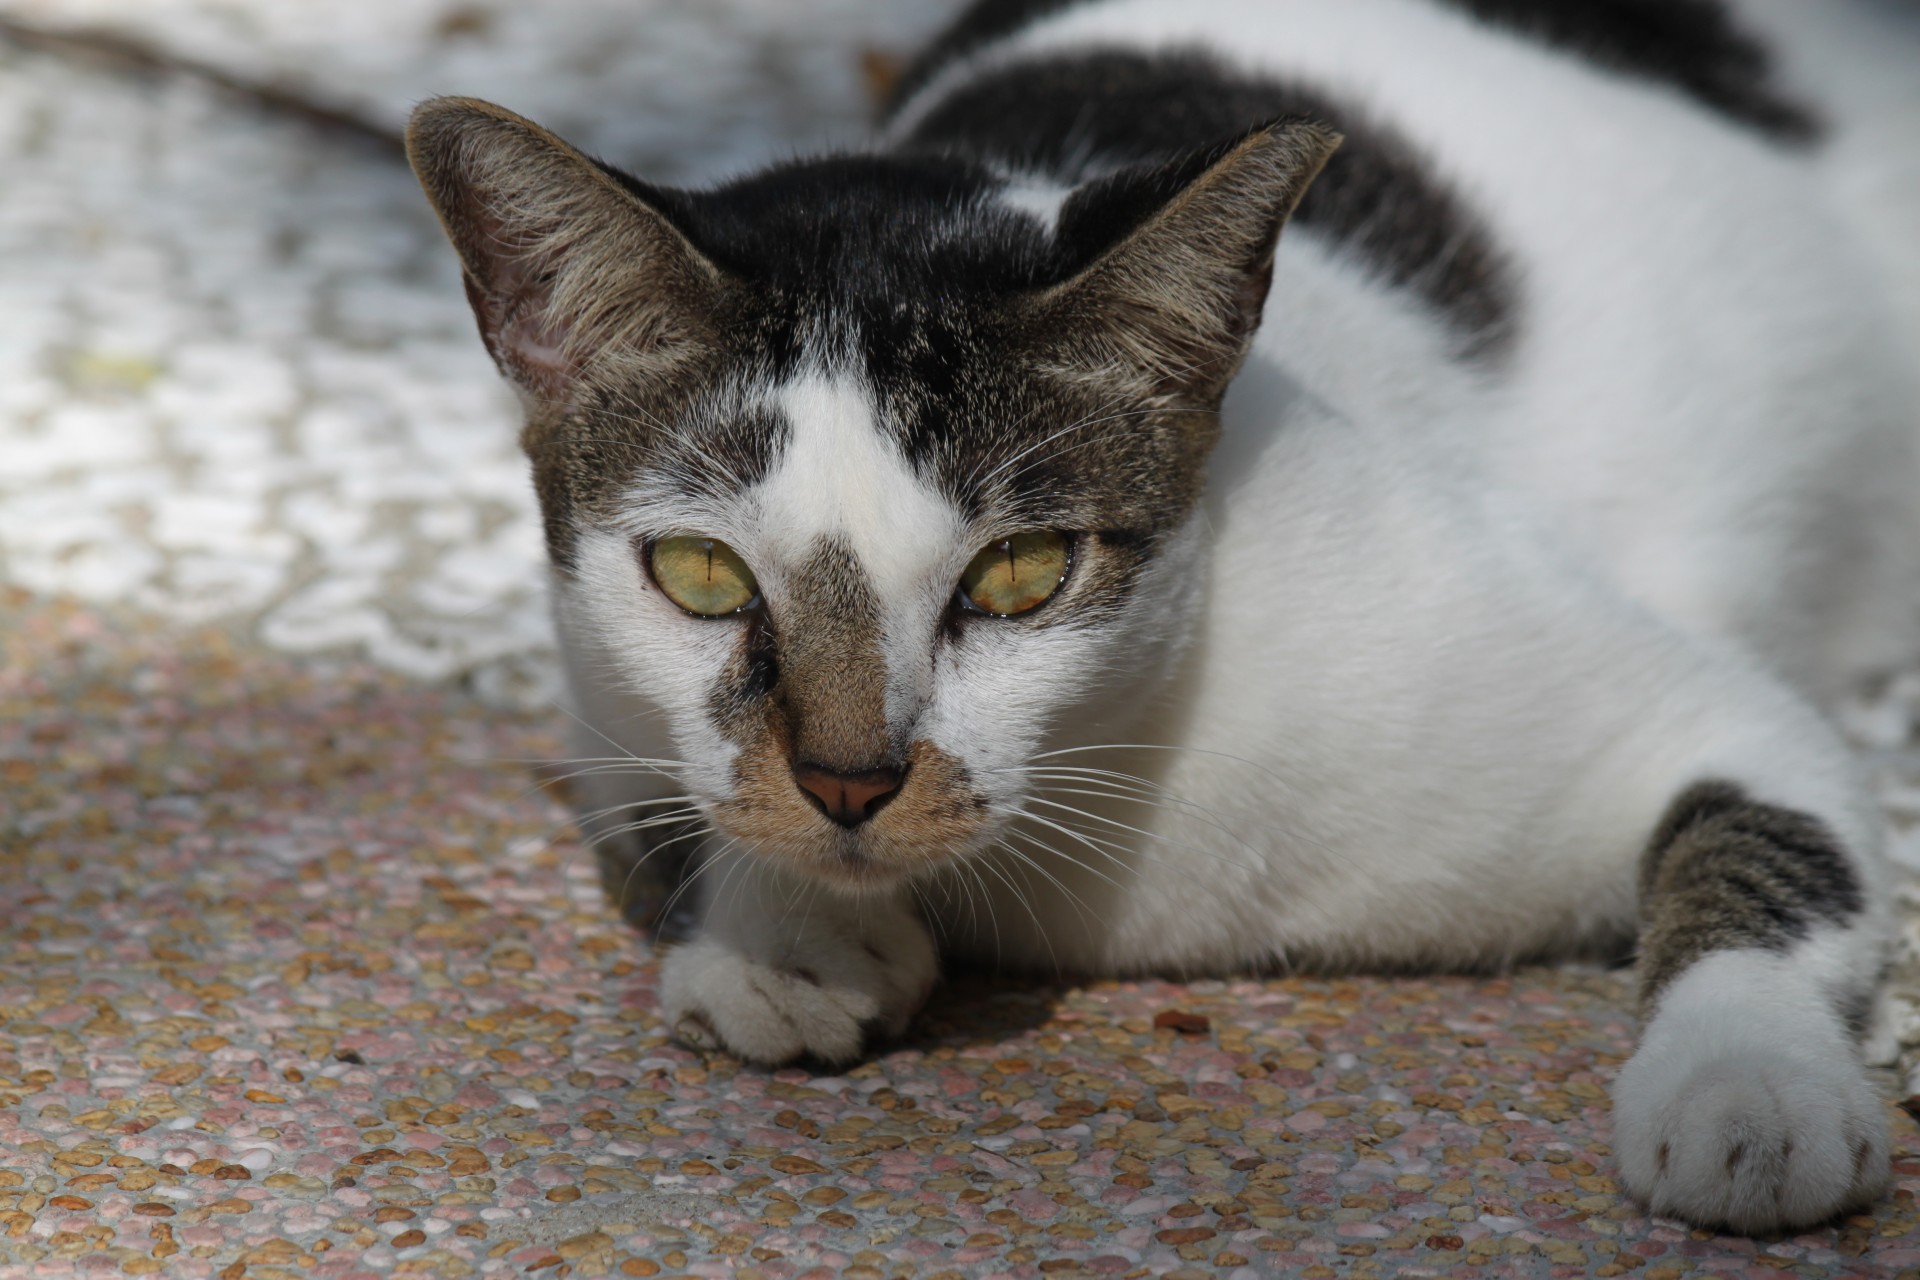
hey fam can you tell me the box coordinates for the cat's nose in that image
[792,763,905,828]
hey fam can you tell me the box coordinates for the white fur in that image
[758,374,963,605]
[1613,942,1890,1232]
[997,175,1076,234]
[556,0,1920,1232]
[658,853,937,1064]
[878,0,1920,971]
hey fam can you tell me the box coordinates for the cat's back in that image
[890,0,1920,693]
[890,0,1919,375]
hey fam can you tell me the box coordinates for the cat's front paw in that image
[658,910,936,1065]
[1613,1030,1889,1233]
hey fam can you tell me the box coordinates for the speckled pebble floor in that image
[8,594,1920,1279]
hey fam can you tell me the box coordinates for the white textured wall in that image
[0,0,957,700]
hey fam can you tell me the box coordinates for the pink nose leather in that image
[792,763,905,827]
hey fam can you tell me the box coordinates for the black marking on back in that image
[895,0,1820,146]
[888,0,1097,114]
[901,50,1517,357]
[1434,0,1820,144]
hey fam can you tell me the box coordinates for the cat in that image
[405,0,1920,1234]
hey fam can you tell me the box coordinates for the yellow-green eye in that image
[649,536,759,617]
[958,531,1071,617]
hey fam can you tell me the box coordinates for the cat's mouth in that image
[709,738,993,889]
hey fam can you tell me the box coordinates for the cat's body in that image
[407,0,1920,1234]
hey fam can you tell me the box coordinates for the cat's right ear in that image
[406,97,724,404]
[1025,120,1340,406]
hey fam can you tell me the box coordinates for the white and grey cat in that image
[407,0,1920,1234]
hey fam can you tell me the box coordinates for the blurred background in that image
[0,0,957,703]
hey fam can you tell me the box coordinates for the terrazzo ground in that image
[8,598,1920,1279]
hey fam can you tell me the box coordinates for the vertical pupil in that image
[705,542,715,584]
[1005,540,1018,585]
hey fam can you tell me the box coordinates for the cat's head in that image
[408,97,1335,891]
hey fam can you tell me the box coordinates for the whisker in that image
[654,835,739,930]
[996,828,1109,923]
[1027,741,1292,787]
[493,754,693,769]
[790,874,826,960]
[1019,761,1342,860]
[485,758,694,813]
[1000,765,1237,826]
[958,386,1133,490]
[580,809,706,849]
[774,867,824,937]
[967,402,1132,490]
[995,778,1267,876]
[570,795,702,825]
[993,832,1109,966]
[906,878,944,948]
[527,762,692,788]
[504,797,700,862]
[987,408,1214,495]
[1019,791,1265,873]
[929,859,976,950]
[973,846,1060,975]
[597,820,717,915]
[999,809,1132,894]
[711,843,758,927]
[962,857,1002,966]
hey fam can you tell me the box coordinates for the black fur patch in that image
[1636,781,1864,1007]
[598,146,1257,534]
[888,0,1097,113]
[486,137,1248,579]
[895,0,1819,145]
[901,50,1517,356]
[1433,0,1820,144]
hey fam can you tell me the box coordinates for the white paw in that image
[658,909,937,1065]
[1613,1032,1889,1233]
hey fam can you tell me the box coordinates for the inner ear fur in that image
[1026,119,1341,405]
[405,96,724,402]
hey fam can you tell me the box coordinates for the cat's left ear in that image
[406,96,726,403]
[1027,119,1340,404]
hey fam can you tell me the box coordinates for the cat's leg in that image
[1613,780,1892,1233]
[658,849,938,1064]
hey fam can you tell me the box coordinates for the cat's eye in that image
[649,536,760,617]
[957,531,1071,617]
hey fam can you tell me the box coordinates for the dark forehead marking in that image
[871,356,1222,548]
[601,149,1220,530]
[620,157,1058,312]
[903,49,1518,358]
[532,376,790,558]
[893,0,1819,146]
[523,369,723,572]
[627,383,790,506]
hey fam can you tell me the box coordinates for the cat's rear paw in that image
[658,913,936,1065]
[1613,1035,1888,1233]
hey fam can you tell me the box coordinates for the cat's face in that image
[560,359,1214,890]
[408,98,1335,890]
